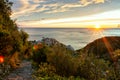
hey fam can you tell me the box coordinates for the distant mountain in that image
[78,36,120,61]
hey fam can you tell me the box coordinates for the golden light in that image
[95,24,101,29]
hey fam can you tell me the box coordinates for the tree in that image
[0,0,29,69]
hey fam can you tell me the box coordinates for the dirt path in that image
[4,60,34,80]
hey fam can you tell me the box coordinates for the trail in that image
[4,60,34,80]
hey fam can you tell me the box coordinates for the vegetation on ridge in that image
[31,38,120,80]
[0,0,31,79]
[79,36,120,62]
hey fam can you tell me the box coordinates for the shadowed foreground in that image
[4,60,33,80]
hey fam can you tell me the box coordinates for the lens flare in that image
[33,45,38,50]
[0,56,4,63]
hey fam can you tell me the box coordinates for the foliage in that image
[82,37,120,62]
[76,54,117,80]
[32,44,49,66]
[47,45,78,77]
[32,43,119,80]
[0,0,30,78]
[112,49,120,78]
[113,49,120,60]
[33,63,85,80]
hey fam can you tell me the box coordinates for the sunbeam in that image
[88,28,104,44]
[102,37,115,61]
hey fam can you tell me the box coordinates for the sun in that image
[95,24,101,29]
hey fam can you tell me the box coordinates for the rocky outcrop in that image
[41,37,60,47]
[42,38,75,52]
[66,45,74,51]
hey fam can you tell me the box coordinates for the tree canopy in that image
[0,0,29,68]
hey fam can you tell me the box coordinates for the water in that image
[22,28,120,50]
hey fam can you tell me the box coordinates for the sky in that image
[10,0,120,28]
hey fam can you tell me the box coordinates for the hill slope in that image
[79,36,120,61]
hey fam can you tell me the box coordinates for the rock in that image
[41,37,59,46]
[4,60,34,80]
[66,45,74,51]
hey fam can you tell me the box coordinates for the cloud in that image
[32,0,46,3]
[18,18,120,28]
[44,0,107,14]
[94,0,105,3]
[11,0,47,18]
[11,0,108,18]
[17,9,120,28]
[41,10,120,24]
[80,0,105,4]
[64,0,106,8]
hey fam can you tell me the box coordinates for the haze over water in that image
[23,28,120,50]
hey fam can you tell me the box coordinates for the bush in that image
[76,54,116,80]
[33,63,85,80]
[46,45,79,77]
[32,44,49,66]
[32,43,119,79]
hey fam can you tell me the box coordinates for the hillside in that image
[0,0,30,79]
[31,37,120,79]
[79,36,120,61]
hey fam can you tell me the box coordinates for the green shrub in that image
[32,45,49,66]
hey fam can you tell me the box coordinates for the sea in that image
[22,28,120,50]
